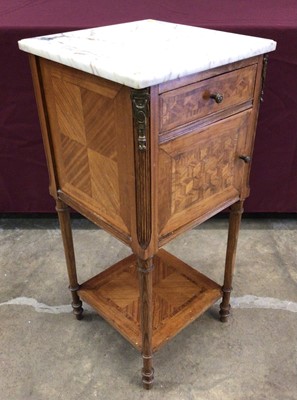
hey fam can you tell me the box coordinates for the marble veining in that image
[18,19,276,89]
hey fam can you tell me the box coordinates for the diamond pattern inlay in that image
[49,66,128,232]
[97,254,208,330]
[78,250,222,352]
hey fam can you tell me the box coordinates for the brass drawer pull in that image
[210,93,224,103]
[239,155,251,163]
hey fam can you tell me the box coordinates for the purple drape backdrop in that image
[1,0,296,213]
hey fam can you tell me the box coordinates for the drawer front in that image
[158,110,252,241]
[160,64,257,132]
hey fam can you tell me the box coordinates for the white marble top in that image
[18,19,276,89]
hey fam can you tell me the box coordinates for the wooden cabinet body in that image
[36,55,262,247]
[30,53,264,388]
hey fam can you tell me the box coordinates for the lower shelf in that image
[78,249,222,352]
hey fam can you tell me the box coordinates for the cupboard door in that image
[158,110,252,241]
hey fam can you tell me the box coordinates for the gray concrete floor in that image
[0,216,297,400]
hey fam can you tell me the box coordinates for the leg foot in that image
[69,284,83,320]
[220,287,232,322]
[219,300,231,322]
[219,311,230,323]
[142,366,154,390]
[71,295,84,320]
[141,354,154,390]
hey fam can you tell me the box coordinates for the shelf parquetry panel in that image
[78,249,222,352]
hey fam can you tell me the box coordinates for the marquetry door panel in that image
[40,60,134,237]
[158,110,252,239]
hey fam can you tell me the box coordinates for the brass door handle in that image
[210,93,224,103]
[239,155,251,163]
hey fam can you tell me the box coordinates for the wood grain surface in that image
[78,249,221,353]
[160,64,256,132]
[40,59,135,241]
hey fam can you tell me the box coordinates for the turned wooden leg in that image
[138,257,154,390]
[56,198,83,320]
[220,200,244,322]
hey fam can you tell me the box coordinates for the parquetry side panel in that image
[41,60,133,236]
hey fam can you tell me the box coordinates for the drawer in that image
[160,64,257,132]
